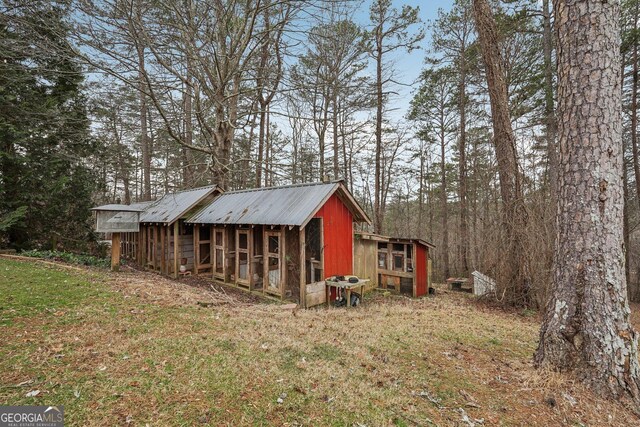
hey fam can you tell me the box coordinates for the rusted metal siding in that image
[415,244,428,297]
[314,193,354,278]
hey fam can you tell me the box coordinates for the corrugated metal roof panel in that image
[91,204,145,212]
[188,182,342,226]
[129,201,155,211]
[140,185,218,224]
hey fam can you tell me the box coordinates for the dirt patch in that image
[108,266,270,308]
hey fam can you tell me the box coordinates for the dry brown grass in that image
[0,258,638,426]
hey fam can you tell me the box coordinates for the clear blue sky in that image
[356,0,455,119]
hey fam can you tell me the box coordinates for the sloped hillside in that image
[0,257,636,426]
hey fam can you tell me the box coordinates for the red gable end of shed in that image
[313,193,354,278]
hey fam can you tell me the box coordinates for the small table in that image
[325,279,369,308]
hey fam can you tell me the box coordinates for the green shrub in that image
[20,249,111,268]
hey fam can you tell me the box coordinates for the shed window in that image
[269,236,279,253]
[239,232,248,249]
[378,252,388,269]
[199,225,210,241]
[393,254,404,271]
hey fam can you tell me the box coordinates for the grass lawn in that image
[0,257,637,426]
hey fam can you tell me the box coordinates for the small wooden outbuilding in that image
[98,182,433,307]
[92,203,145,271]
[186,181,370,307]
[354,232,434,297]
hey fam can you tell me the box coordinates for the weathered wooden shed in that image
[186,181,370,307]
[92,203,145,271]
[121,185,221,277]
[354,232,434,297]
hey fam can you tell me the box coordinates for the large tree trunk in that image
[542,0,558,207]
[631,1,640,218]
[440,122,450,279]
[535,0,640,402]
[473,0,531,305]
[458,55,469,277]
[332,95,340,180]
[181,0,195,189]
[374,19,384,234]
[183,71,194,188]
[418,141,425,240]
[256,101,267,187]
[137,42,152,201]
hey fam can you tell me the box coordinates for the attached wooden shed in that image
[354,232,434,297]
[120,185,221,277]
[186,181,370,307]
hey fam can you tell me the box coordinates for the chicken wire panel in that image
[95,211,140,233]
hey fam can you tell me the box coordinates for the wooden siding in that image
[313,193,354,278]
[353,237,377,284]
[415,244,428,297]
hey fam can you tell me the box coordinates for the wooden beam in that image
[214,225,216,279]
[263,227,268,294]
[111,232,121,272]
[161,225,166,275]
[234,229,239,286]
[248,229,253,292]
[140,226,146,265]
[281,229,286,300]
[300,227,306,308]
[151,226,157,269]
[194,224,200,275]
[223,227,228,282]
[173,221,179,278]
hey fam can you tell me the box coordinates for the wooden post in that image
[166,226,171,275]
[111,232,121,272]
[140,226,146,265]
[173,221,179,279]
[248,229,253,292]
[300,227,306,308]
[234,229,239,286]
[194,224,200,275]
[263,227,268,294]
[161,225,166,275]
[280,229,286,300]
[214,225,216,279]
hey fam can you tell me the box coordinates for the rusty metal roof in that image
[187,181,370,227]
[140,185,219,224]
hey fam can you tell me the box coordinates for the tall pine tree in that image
[0,0,96,250]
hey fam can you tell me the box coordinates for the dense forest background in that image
[2,0,640,305]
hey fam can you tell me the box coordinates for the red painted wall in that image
[415,244,428,297]
[314,193,354,278]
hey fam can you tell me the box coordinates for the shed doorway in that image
[264,230,283,295]
[213,227,225,280]
[236,228,251,287]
